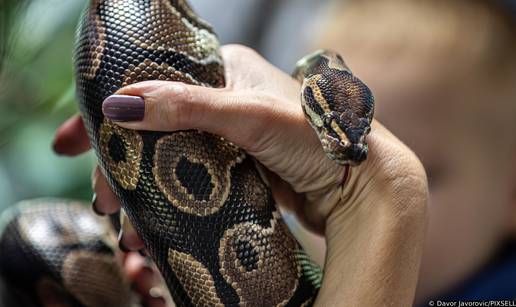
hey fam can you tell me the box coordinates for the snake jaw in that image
[319,128,368,166]
[303,107,369,165]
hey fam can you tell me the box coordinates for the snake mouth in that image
[344,143,368,165]
[320,132,368,165]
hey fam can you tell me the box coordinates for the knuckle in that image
[393,149,427,185]
[380,150,427,192]
[383,152,429,216]
[173,99,197,129]
[362,136,429,219]
[233,94,268,148]
[154,83,198,130]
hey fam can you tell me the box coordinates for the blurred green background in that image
[0,0,96,212]
[0,0,320,213]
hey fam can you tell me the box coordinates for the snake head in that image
[296,50,375,166]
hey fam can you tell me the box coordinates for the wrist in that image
[317,159,429,307]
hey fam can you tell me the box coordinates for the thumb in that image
[102,80,274,151]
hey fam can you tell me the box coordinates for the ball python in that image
[74,0,374,306]
[0,199,134,307]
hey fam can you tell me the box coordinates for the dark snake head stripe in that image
[0,199,132,307]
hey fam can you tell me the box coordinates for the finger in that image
[92,167,121,215]
[52,115,91,156]
[124,253,168,307]
[101,80,276,152]
[265,170,305,215]
[124,253,156,290]
[119,209,145,252]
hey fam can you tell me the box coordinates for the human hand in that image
[123,252,174,307]
[54,45,428,306]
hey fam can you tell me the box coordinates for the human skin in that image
[54,45,428,306]
[318,5,516,302]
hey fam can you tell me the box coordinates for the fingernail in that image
[51,138,68,156]
[149,287,166,300]
[91,194,105,216]
[109,211,121,233]
[102,95,145,122]
[118,230,130,253]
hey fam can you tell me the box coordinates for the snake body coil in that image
[0,199,131,307]
[74,1,322,306]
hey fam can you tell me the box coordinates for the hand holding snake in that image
[56,43,428,306]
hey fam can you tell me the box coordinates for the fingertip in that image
[93,171,122,215]
[119,231,145,252]
[53,115,91,156]
[124,252,150,281]
[51,138,62,155]
[105,81,188,131]
[119,211,145,251]
[91,193,105,216]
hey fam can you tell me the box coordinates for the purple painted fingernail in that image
[102,94,145,122]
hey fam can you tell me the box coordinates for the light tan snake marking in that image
[74,0,374,306]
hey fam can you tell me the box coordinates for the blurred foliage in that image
[0,0,96,212]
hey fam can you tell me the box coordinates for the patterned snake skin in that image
[74,0,373,306]
[0,199,132,307]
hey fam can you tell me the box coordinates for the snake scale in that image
[0,199,133,307]
[75,0,374,306]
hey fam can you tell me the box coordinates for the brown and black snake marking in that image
[218,215,300,307]
[0,199,132,307]
[74,0,320,306]
[100,118,143,190]
[294,50,375,165]
[154,131,245,216]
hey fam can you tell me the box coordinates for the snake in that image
[0,199,133,307]
[73,0,374,306]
